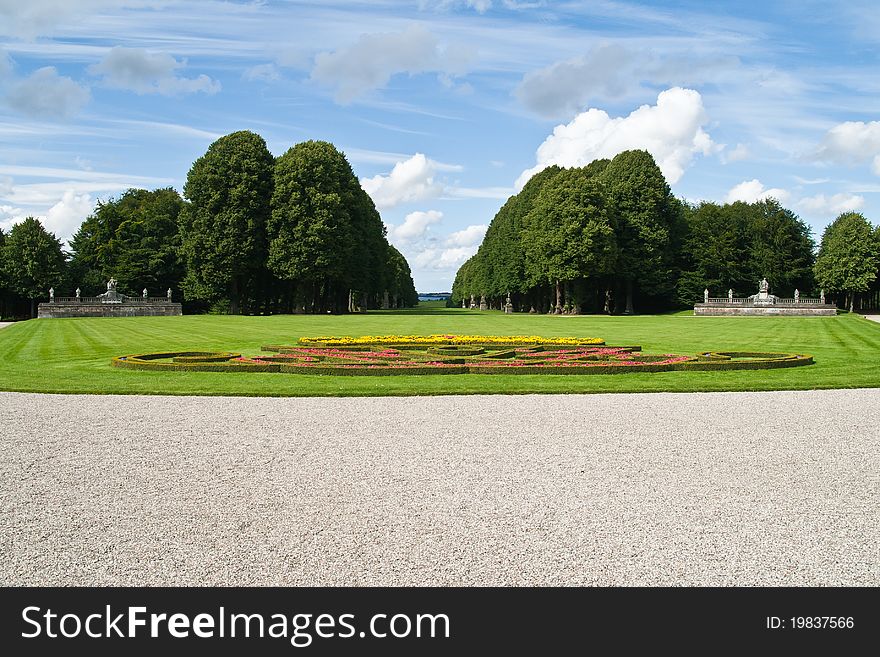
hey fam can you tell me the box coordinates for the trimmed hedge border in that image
[112,342,814,377]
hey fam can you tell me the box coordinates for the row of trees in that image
[0,132,418,318]
[451,150,880,313]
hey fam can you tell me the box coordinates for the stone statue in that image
[504,292,513,314]
[704,288,709,304]
[167,288,172,301]
[75,287,81,299]
[461,298,466,309]
[143,288,148,298]
[470,294,475,309]
[49,287,54,302]
[820,289,825,304]
[479,295,487,311]
[759,278,769,294]
[794,289,800,302]
[728,289,733,301]
[107,278,117,291]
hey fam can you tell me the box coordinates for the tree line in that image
[0,132,418,318]
[451,149,880,313]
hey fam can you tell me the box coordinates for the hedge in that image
[111,343,813,376]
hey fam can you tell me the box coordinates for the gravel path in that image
[0,322,14,330]
[865,315,880,323]
[1,390,877,586]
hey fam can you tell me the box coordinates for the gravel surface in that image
[865,315,880,323]
[1,389,877,586]
[0,322,14,330]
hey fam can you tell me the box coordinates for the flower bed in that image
[112,337,813,376]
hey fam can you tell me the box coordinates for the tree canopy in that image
[69,187,184,296]
[814,212,880,311]
[179,130,274,314]
[1,217,66,317]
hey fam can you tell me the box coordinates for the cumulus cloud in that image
[89,47,220,95]
[360,153,460,209]
[414,246,476,271]
[387,210,444,243]
[797,193,864,217]
[311,24,474,103]
[516,87,716,189]
[445,224,487,247]
[4,67,90,119]
[814,120,880,176]
[43,190,95,239]
[725,179,790,204]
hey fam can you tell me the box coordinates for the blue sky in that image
[1,0,878,291]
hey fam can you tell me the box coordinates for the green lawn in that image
[1,306,879,397]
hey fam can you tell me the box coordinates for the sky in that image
[0,0,878,292]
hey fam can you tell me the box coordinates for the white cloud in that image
[310,24,474,103]
[0,175,12,196]
[414,246,476,271]
[515,44,637,118]
[0,0,168,39]
[419,0,493,12]
[516,87,716,189]
[445,224,487,247]
[387,210,444,243]
[89,47,220,95]
[515,46,739,119]
[797,193,864,217]
[361,153,461,209]
[721,143,750,163]
[4,67,90,119]
[43,190,95,239]
[814,120,880,175]
[243,63,280,82]
[725,179,790,204]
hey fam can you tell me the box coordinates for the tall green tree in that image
[479,165,564,302]
[268,141,373,313]
[522,168,617,311]
[69,187,184,296]
[600,150,677,313]
[179,130,274,314]
[814,212,879,311]
[2,217,66,317]
[743,199,815,297]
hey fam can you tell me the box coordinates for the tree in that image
[743,199,815,297]
[268,141,371,313]
[69,187,185,296]
[2,217,66,317]
[522,168,616,312]
[677,201,752,305]
[179,130,274,314]
[600,150,677,313]
[814,212,879,311]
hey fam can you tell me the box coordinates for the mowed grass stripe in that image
[0,309,878,397]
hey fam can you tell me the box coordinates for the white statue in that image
[759,278,769,294]
[703,288,709,303]
[49,287,54,302]
[794,289,800,302]
[167,288,172,300]
[143,288,148,298]
[107,278,117,291]
[75,287,81,299]
[728,289,733,301]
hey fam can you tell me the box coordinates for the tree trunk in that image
[30,298,35,318]
[555,280,562,313]
[849,292,854,313]
[624,279,634,315]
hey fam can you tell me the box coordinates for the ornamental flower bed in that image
[112,336,814,376]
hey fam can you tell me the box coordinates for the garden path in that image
[2,389,877,586]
